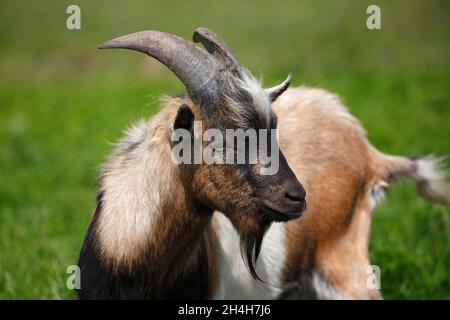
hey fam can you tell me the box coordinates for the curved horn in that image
[265,74,292,102]
[193,27,240,69]
[98,30,219,103]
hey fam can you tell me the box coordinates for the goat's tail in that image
[376,152,450,205]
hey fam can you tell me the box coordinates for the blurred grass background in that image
[0,0,449,299]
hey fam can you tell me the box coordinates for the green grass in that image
[0,0,449,299]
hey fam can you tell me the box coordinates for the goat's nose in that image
[282,180,306,213]
[285,189,305,202]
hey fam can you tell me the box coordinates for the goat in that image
[77,28,449,299]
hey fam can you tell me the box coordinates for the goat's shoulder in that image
[274,86,369,169]
[273,87,365,137]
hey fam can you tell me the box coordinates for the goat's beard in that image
[227,213,272,281]
[240,227,269,281]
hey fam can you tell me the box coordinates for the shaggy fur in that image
[77,82,449,299]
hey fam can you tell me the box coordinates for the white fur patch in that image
[414,155,448,181]
[115,119,148,152]
[96,119,176,268]
[312,273,348,300]
[236,70,272,126]
[369,181,389,210]
[213,212,287,299]
[414,155,450,204]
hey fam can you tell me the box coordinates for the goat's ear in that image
[265,74,292,103]
[174,104,194,132]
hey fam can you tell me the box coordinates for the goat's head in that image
[99,28,306,277]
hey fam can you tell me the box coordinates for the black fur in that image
[174,104,194,132]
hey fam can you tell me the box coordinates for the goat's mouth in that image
[256,198,306,222]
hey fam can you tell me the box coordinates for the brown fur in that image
[275,87,386,299]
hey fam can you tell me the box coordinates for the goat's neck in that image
[94,107,213,284]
